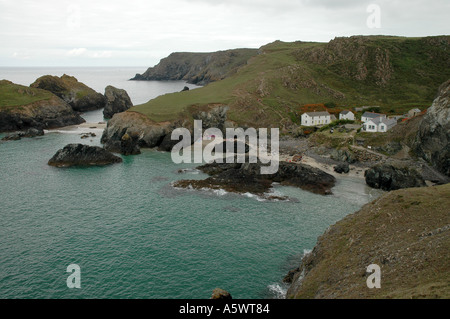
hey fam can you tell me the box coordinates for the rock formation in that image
[131,49,258,85]
[414,79,450,177]
[174,161,336,196]
[2,128,44,141]
[0,80,85,132]
[48,144,123,167]
[31,74,106,112]
[103,86,133,119]
[211,288,232,300]
[364,164,426,191]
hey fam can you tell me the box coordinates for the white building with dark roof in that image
[361,112,387,123]
[301,112,331,127]
[339,110,355,121]
[362,117,397,133]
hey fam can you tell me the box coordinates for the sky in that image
[0,0,449,67]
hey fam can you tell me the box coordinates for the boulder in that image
[365,164,426,191]
[334,162,350,174]
[48,144,122,167]
[103,86,133,119]
[31,75,106,112]
[181,86,190,92]
[120,133,141,156]
[211,289,232,300]
[330,149,357,164]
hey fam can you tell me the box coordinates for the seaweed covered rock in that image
[48,144,122,167]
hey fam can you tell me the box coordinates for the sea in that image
[0,67,382,299]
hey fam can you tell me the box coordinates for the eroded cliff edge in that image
[285,183,450,299]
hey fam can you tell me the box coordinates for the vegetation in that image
[0,80,53,109]
[129,35,450,127]
[288,183,450,299]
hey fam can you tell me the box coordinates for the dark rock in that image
[375,141,403,156]
[181,86,190,92]
[365,164,426,191]
[103,86,133,119]
[211,288,232,300]
[48,144,122,167]
[330,149,357,164]
[120,133,141,156]
[413,80,450,177]
[2,128,45,141]
[174,161,336,196]
[334,162,350,174]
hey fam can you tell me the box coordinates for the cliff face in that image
[31,74,106,112]
[0,80,85,132]
[285,184,450,299]
[131,49,258,85]
[414,80,450,177]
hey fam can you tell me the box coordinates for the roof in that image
[362,112,384,119]
[303,112,330,117]
[340,110,353,115]
[368,117,397,126]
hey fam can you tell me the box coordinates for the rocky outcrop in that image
[414,79,450,177]
[330,149,357,164]
[31,75,106,112]
[101,111,178,154]
[101,105,230,154]
[174,161,336,196]
[211,289,232,300]
[48,144,122,167]
[103,86,133,119]
[286,184,450,299]
[365,164,426,191]
[131,49,258,85]
[2,128,44,141]
[0,80,85,132]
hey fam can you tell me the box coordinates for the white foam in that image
[267,283,288,299]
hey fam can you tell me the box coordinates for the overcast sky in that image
[0,0,449,67]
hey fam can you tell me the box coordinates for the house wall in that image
[301,115,331,126]
[340,113,355,121]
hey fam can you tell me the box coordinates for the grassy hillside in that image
[286,183,450,299]
[0,80,53,109]
[130,36,450,127]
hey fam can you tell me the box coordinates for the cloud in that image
[66,48,87,57]
[0,0,449,66]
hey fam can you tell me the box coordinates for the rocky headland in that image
[131,49,258,85]
[0,80,85,132]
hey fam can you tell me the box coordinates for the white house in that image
[339,110,355,121]
[301,112,332,127]
[361,112,387,123]
[362,117,397,133]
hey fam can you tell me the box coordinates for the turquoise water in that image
[0,127,381,299]
[0,68,381,299]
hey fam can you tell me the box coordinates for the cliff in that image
[0,80,85,132]
[414,79,450,177]
[285,183,450,299]
[131,49,258,85]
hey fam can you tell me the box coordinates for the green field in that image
[0,80,53,109]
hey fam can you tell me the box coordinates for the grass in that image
[0,80,53,109]
[288,183,450,299]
